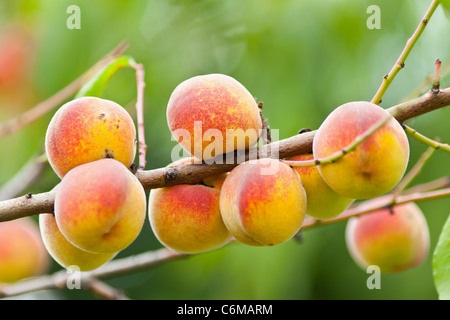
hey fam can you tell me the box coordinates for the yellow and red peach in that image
[167,74,262,160]
[219,158,307,246]
[345,202,429,273]
[313,101,409,199]
[54,158,146,254]
[148,157,231,254]
[39,213,116,271]
[45,96,137,178]
[290,153,354,219]
[0,218,50,283]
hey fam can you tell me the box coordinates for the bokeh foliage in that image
[0,0,449,300]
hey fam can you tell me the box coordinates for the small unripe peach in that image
[45,96,137,178]
[0,218,50,283]
[345,202,429,273]
[54,159,146,254]
[219,158,307,246]
[313,101,409,199]
[290,153,354,219]
[39,214,116,272]
[167,74,262,159]
[149,157,231,254]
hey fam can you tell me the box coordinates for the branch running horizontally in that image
[1,178,448,299]
[0,87,449,223]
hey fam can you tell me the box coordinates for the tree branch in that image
[301,187,450,230]
[1,180,448,299]
[371,0,440,104]
[0,88,449,222]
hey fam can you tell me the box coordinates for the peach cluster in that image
[40,97,146,272]
[148,74,308,254]
[153,76,427,276]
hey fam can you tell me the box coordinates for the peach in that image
[54,159,146,254]
[45,96,137,178]
[39,214,116,271]
[0,26,33,91]
[148,157,231,254]
[219,158,307,246]
[345,202,429,273]
[167,74,262,160]
[0,218,50,283]
[313,101,409,199]
[290,153,354,219]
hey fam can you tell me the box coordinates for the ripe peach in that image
[0,218,50,283]
[290,153,354,219]
[45,96,137,178]
[313,101,409,199]
[54,159,146,254]
[0,25,34,92]
[219,158,307,246]
[148,157,231,254]
[345,202,429,273]
[39,214,116,271]
[167,74,262,160]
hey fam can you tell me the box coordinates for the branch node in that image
[163,168,179,182]
[298,128,312,134]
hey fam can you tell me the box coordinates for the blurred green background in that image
[0,0,449,300]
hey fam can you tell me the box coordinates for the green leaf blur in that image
[433,213,450,300]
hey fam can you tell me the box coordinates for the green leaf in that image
[442,0,450,19]
[75,55,136,98]
[433,213,450,300]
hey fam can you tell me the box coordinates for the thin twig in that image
[388,145,436,205]
[0,150,47,201]
[403,124,450,153]
[301,187,450,230]
[402,59,450,102]
[0,41,129,138]
[258,102,272,145]
[432,58,442,92]
[371,0,440,104]
[129,62,147,169]
[83,277,130,300]
[0,248,184,298]
[282,109,396,168]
